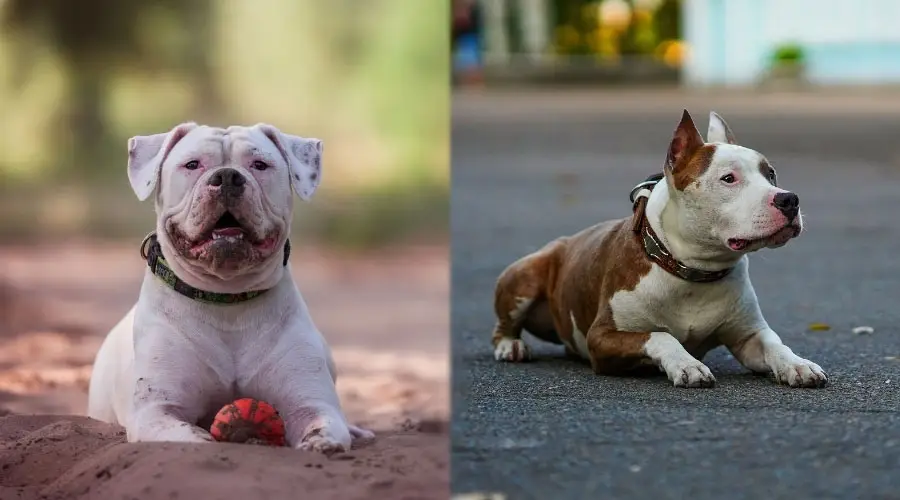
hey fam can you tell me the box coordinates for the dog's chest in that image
[608,266,737,342]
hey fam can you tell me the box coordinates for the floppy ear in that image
[255,123,322,201]
[665,109,705,174]
[127,122,198,201]
[707,111,737,144]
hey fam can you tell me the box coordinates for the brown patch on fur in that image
[492,218,657,374]
[665,110,715,191]
[491,239,564,347]
[671,144,717,191]
[759,158,777,186]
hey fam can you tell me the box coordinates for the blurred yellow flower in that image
[655,39,688,67]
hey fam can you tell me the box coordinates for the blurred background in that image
[0,0,450,432]
[1,0,448,247]
[453,0,900,87]
[452,1,900,497]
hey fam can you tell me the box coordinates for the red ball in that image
[210,398,286,446]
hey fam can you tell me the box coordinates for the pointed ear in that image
[127,122,198,201]
[255,123,322,201]
[665,109,705,173]
[707,111,736,144]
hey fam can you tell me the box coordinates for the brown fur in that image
[492,218,656,374]
[491,110,722,374]
[672,144,717,191]
[668,110,716,191]
[759,158,777,186]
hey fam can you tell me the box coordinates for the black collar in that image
[139,233,290,304]
[630,174,733,283]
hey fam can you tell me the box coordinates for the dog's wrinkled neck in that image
[155,227,288,295]
[646,181,744,272]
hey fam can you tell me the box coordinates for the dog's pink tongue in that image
[212,227,243,237]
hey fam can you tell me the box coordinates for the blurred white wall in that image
[683,0,900,86]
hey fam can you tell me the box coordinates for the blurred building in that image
[683,0,900,86]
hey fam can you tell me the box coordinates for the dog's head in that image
[662,109,801,255]
[127,122,322,290]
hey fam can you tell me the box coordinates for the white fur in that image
[495,338,531,361]
[602,112,825,388]
[88,123,373,452]
[569,312,590,359]
[642,332,716,388]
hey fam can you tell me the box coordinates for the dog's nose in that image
[207,168,246,192]
[773,192,799,219]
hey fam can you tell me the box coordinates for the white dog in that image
[87,122,373,453]
[491,110,827,389]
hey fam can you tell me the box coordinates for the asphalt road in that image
[451,89,900,500]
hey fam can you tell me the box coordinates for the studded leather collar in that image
[629,174,733,283]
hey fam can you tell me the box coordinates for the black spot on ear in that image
[146,180,151,185]
[294,174,300,180]
[310,172,318,181]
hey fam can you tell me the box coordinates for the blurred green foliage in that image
[771,43,806,65]
[0,0,449,248]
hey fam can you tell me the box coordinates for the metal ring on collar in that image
[629,179,661,203]
[140,231,157,260]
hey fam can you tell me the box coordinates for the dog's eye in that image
[767,169,777,182]
[183,160,200,171]
[720,173,736,184]
[251,160,270,171]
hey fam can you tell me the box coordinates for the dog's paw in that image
[666,359,716,388]
[494,338,531,362]
[772,358,827,388]
[297,428,351,456]
[349,424,375,442]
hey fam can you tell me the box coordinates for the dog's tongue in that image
[212,227,244,238]
[728,238,749,251]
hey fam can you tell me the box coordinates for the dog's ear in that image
[255,123,322,201]
[707,111,737,144]
[665,109,705,173]
[127,122,198,201]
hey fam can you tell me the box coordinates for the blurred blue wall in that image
[683,0,900,85]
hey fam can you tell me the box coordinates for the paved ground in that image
[451,89,900,500]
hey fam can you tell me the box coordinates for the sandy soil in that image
[0,240,449,500]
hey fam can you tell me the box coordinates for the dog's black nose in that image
[208,168,246,192]
[773,192,799,219]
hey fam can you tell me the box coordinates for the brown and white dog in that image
[491,110,827,388]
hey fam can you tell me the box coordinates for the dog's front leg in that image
[718,292,827,388]
[129,402,214,443]
[128,330,224,443]
[721,326,827,388]
[586,325,716,388]
[255,340,368,455]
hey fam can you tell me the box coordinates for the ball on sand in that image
[210,398,286,446]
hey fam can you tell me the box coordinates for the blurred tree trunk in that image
[65,61,107,177]
[184,0,222,122]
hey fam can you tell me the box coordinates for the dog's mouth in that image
[727,224,801,252]
[209,212,245,241]
[168,210,280,260]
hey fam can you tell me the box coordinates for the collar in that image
[629,174,733,283]
[139,232,291,305]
